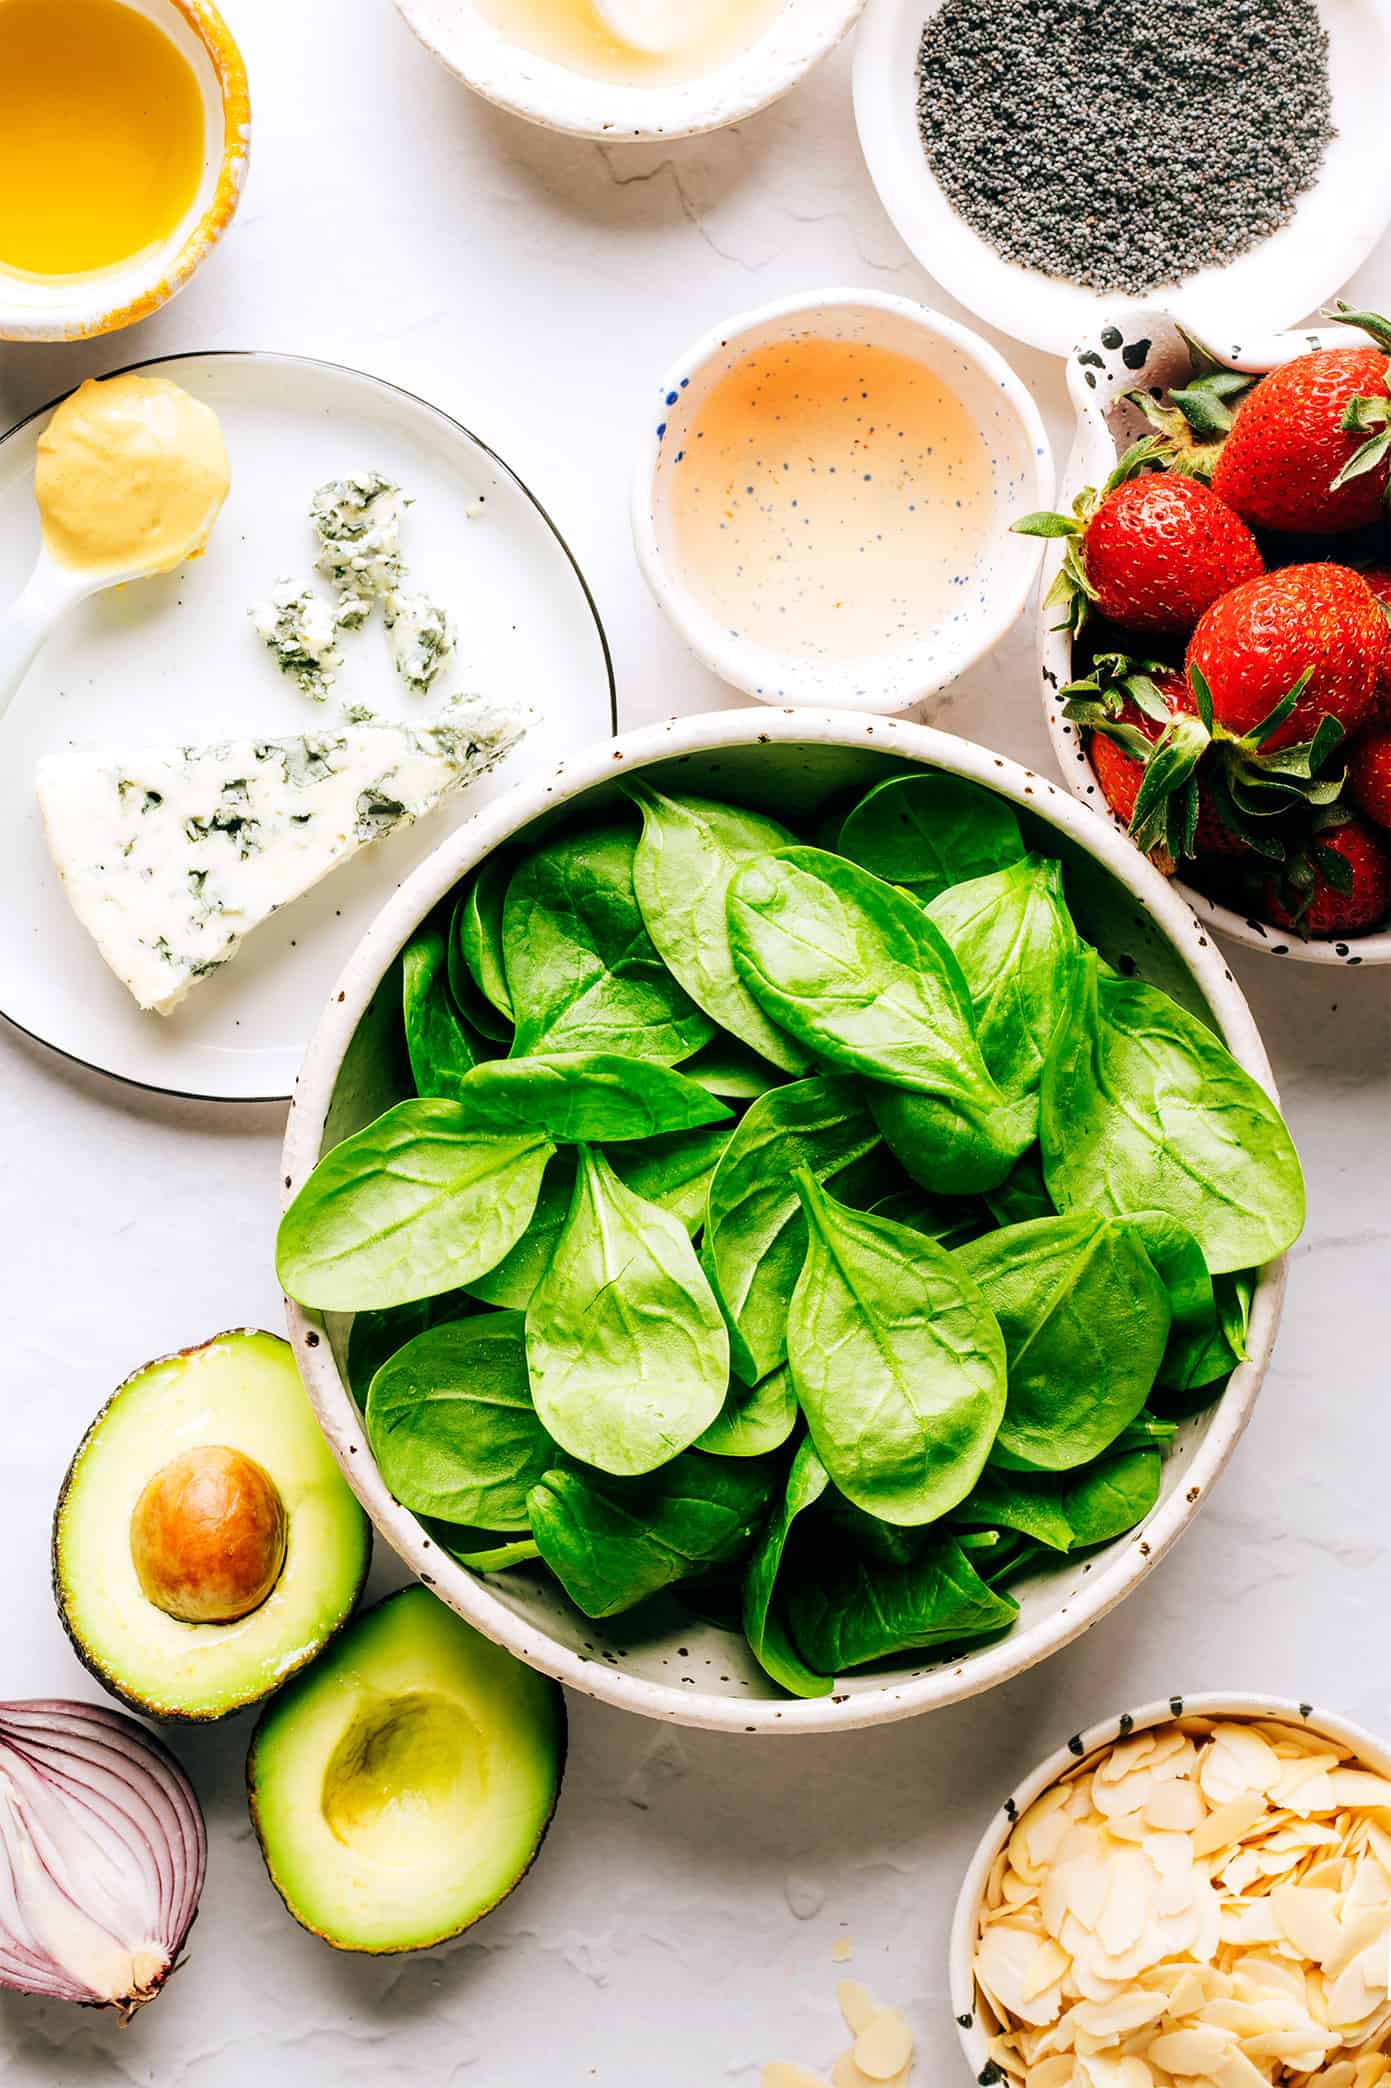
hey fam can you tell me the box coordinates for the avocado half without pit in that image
[248,1585,566,1953]
[53,1329,371,1721]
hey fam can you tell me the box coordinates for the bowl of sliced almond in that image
[953,1692,1391,2088]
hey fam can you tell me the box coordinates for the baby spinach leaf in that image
[697,1364,798,1458]
[868,1185,984,1249]
[1062,1447,1162,1548]
[608,1120,734,1235]
[784,1538,1019,1672]
[703,1075,881,1384]
[446,1536,541,1572]
[821,1492,930,1566]
[365,1313,553,1530]
[727,847,992,1101]
[402,928,478,1101]
[837,772,1026,900]
[681,1035,787,1102]
[1124,1210,1237,1392]
[957,1213,1171,1471]
[525,1147,729,1475]
[628,784,810,1075]
[925,856,1081,1135]
[347,1300,430,1406]
[346,1292,482,1404]
[451,1053,729,1144]
[1040,950,1305,1273]
[949,1467,1074,1552]
[463,1149,576,1311]
[445,890,511,1045]
[277,1101,555,1310]
[742,1439,833,1698]
[459,852,515,1022]
[503,821,714,1064]
[984,1146,1055,1229]
[787,1174,1007,1527]
[528,1453,776,1619]
[867,1082,1033,1198]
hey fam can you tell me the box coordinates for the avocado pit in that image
[130,1443,287,1624]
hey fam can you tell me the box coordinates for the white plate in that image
[0,352,615,1101]
[853,0,1391,358]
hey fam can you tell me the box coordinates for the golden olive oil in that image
[0,0,206,277]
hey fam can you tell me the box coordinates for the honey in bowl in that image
[471,0,787,87]
[667,336,995,666]
[0,0,206,279]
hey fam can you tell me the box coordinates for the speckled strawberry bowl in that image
[280,708,1287,1736]
[1040,309,1391,968]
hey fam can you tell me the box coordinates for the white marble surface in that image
[2,3,1389,2081]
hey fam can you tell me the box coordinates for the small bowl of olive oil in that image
[0,0,250,341]
[393,0,866,141]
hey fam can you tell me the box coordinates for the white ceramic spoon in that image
[591,0,693,53]
[0,543,159,723]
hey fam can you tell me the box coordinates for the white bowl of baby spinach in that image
[278,709,1301,1734]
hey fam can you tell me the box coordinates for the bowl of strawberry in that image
[1026,303,1391,961]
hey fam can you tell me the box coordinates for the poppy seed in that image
[915,0,1334,296]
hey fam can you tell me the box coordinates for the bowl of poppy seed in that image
[852,0,1391,357]
[1031,304,1391,964]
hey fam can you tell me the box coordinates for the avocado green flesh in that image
[54,1329,370,1721]
[249,1586,565,1953]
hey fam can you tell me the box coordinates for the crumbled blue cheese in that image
[36,696,527,1016]
[311,471,409,606]
[385,590,455,696]
[251,581,343,700]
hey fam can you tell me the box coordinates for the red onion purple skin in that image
[0,1700,206,2016]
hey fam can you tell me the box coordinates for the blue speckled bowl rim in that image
[950,1690,1391,2084]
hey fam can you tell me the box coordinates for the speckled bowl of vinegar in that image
[634,290,1053,714]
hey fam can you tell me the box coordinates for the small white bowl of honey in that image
[393,0,866,141]
[633,289,1054,715]
[0,0,249,342]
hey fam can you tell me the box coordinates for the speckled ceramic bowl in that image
[853,0,1391,358]
[282,708,1286,1736]
[633,292,1053,714]
[1042,309,1391,968]
[951,1692,1391,2082]
[393,0,866,141]
[0,0,250,343]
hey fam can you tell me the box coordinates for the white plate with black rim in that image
[0,351,615,1102]
[853,0,1391,358]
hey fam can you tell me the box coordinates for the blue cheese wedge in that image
[36,697,526,1016]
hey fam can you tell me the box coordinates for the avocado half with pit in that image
[247,1586,565,1953]
[53,1329,371,1721]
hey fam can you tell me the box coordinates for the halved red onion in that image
[0,1701,206,2017]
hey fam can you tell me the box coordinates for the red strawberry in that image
[1264,816,1391,937]
[1349,727,1391,828]
[1016,456,1262,636]
[1071,665,1247,861]
[1186,564,1388,752]
[1211,334,1391,535]
[1360,568,1391,714]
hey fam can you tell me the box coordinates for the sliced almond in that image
[836,1980,880,2038]
[763,2066,831,2088]
[852,2010,913,2081]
